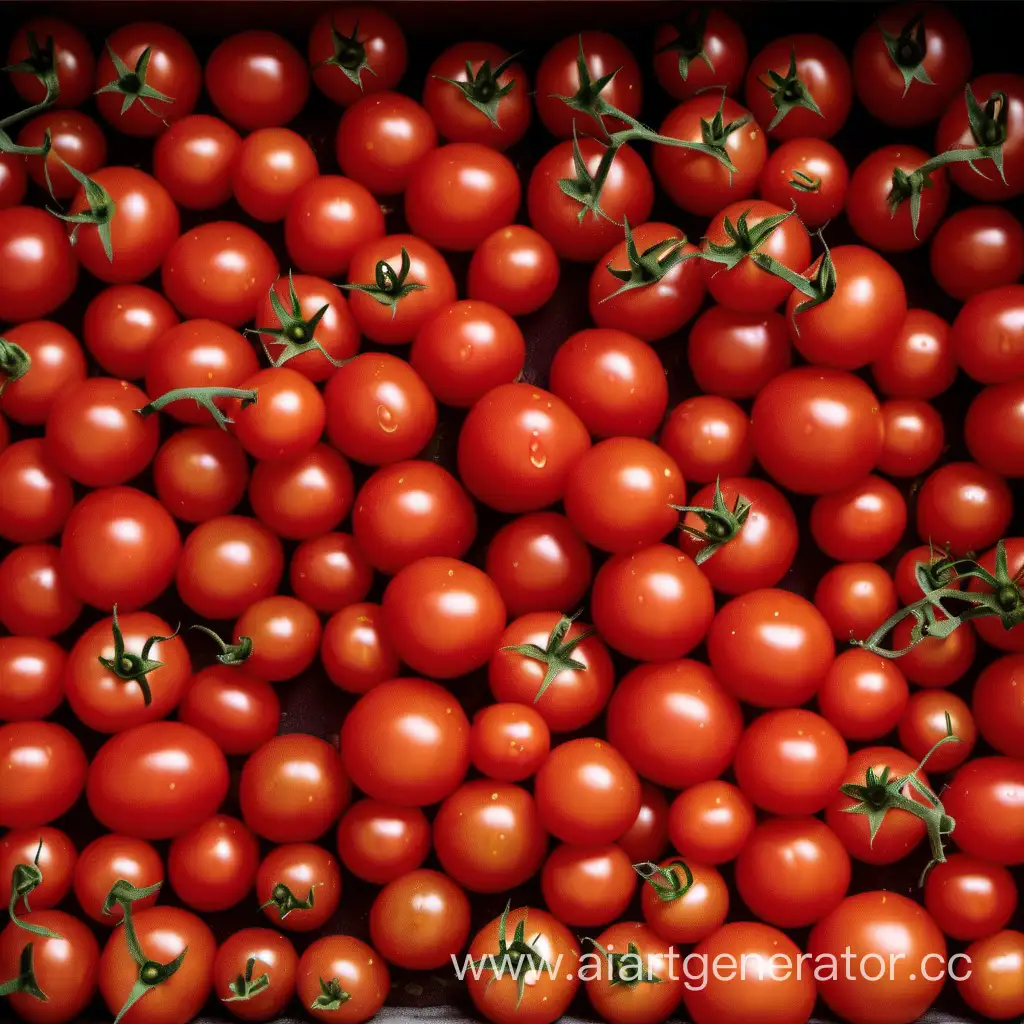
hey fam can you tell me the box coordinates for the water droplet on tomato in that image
[376,404,398,433]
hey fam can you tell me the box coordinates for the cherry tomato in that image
[322,602,399,694]
[640,857,728,951]
[0,154,26,209]
[968,539,1024,652]
[7,18,95,109]
[232,127,318,222]
[0,321,86,426]
[899,689,976,773]
[653,8,748,100]
[668,780,755,865]
[973,654,1024,756]
[916,461,1013,556]
[958,930,1024,1021]
[154,427,249,523]
[0,721,86,829]
[73,834,163,925]
[659,395,753,484]
[817,648,909,740]
[814,557,896,642]
[878,399,945,477]
[0,636,66,721]
[291,534,373,614]
[234,595,322,682]
[951,284,1024,384]
[178,665,281,756]
[931,205,1024,300]
[296,935,389,1024]
[0,439,75,544]
[255,843,341,933]
[872,307,957,399]
[336,799,431,884]
[83,283,179,381]
[541,843,634,928]
[0,207,78,323]
[153,114,242,210]
[924,853,1018,941]
[0,827,75,912]
[470,703,551,782]
[17,110,107,199]
[811,475,908,562]
[467,225,560,316]
[617,782,670,865]
[757,136,849,228]
[944,756,1024,865]
[892,612,977,687]
[966,380,1024,477]
[0,544,81,638]
[212,928,298,1023]
[232,367,325,462]
[168,814,259,913]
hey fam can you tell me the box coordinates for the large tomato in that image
[950,284,1024,384]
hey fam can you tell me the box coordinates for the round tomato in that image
[951,284,1024,384]
[541,843,634,928]
[0,207,78,323]
[168,814,259,913]
[467,225,560,316]
[336,799,431,884]
[0,826,75,913]
[659,395,753,484]
[636,856,722,948]
[668,780,755,865]
[0,721,86,829]
[232,367,325,462]
[878,399,945,477]
[968,539,1024,652]
[0,155,26,209]
[154,427,249,523]
[0,439,75,544]
[153,114,242,210]
[617,782,670,865]
[0,636,66,721]
[0,321,86,426]
[817,648,909,739]
[7,18,95,109]
[944,756,1024,865]
[958,930,1024,1021]
[178,665,280,756]
[973,655,1024,756]
[212,928,297,1023]
[653,8,748,100]
[916,461,1013,556]
[232,127,318,222]
[924,853,1018,941]
[966,380,1024,477]
[0,543,81,638]
[255,843,341,933]
[234,595,322,682]
[322,602,399,694]
[757,136,849,228]
[17,110,106,199]
[810,475,907,562]
[83,283,179,380]
[470,703,551,782]
[291,533,373,613]
[296,935,389,1024]
[872,307,956,399]
[899,689,976,773]
[73,834,163,925]
[931,205,1024,301]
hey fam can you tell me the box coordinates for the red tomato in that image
[296,935,389,1024]
[255,844,341,933]
[659,395,753,484]
[0,207,78,323]
[617,782,670,865]
[0,155,26,209]
[212,928,297,1022]
[607,660,743,788]
[467,225,560,316]
[0,439,75,544]
[958,930,1024,1021]
[925,854,1018,941]
[7,18,95,109]
[973,655,1024,756]
[944,757,1024,865]
[951,284,1024,384]
[968,539,1024,653]
[916,461,1013,556]
[17,110,107,199]
[178,665,281,756]
[0,721,86,829]
[591,544,714,662]
[336,799,431,884]
[878,399,945,477]
[668,780,755,865]
[931,205,1024,300]
[73,834,163,925]
[0,826,75,913]
[153,114,242,210]
[470,703,551,782]
[810,475,907,562]
[154,427,249,523]
[232,127,318,222]
[290,534,373,613]
[0,543,81,638]
[322,602,399,694]
[898,690,976,773]
[232,367,326,461]
[872,307,957,399]
[0,321,86,427]
[817,648,909,740]
[168,814,259,913]
[892,614,977,687]
[541,843,634,928]
[0,636,66,721]
[83,283,179,381]
[234,595,322,682]
[757,136,849,228]
[641,859,728,953]
[206,30,308,129]
[653,9,748,100]
[966,380,1024,477]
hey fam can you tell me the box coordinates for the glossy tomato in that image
[757,136,849,228]
[212,928,297,1022]
[968,539,1024,652]
[872,307,957,399]
[291,533,373,613]
[467,225,560,316]
[168,814,259,913]
[255,843,341,933]
[659,395,753,484]
[916,461,1013,556]
[0,544,82,638]
[951,284,1024,384]
[0,208,78,324]
[82,283,179,380]
[234,595,322,682]
[817,648,909,740]
[232,127,319,222]
[336,799,431,884]
[7,18,95,109]
[0,721,86,829]
[74,833,163,925]
[899,689,976,774]
[469,703,551,782]
[965,380,1024,477]
[322,602,399,695]
[540,843,634,928]
[972,654,1024,755]
[0,826,75,913]
[296,935,389,1024]
[152,114,242,210]
[0,439,75,544]
[878,399,945,477]
[178,665,280,756]
[958,930,1024,1021]
[642,858,731,951]
[943,757,1024,865]
[652,8,748,100]
[931,205,1024,301]
[17,110,106,199]
[617,782,670,865]
[925,854,1019,941]
[232,367,326,462]
[0,636,66,721]
[668,780,755,865]
[0,321,86,426]
[810,475,908,562]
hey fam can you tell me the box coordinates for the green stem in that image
[189,625,253,666]
[8,839,62,939]
[135,387,258,432]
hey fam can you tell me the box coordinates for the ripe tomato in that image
[0,155,26,209]
[212,928,297,1023]
[894,544,950,614]
[0,544,81,638]
[588,222,705,341]
[162,221,279,327]
[944,757,1024,865]
[968,539,1024,652]
[0,439,74,544]
[370,869,471,969]
[0,636,66,720]
[817,648,909,740]
[591,544,714,662]
[607,660,743,788]
[73,834,163,925]
[175,515,284,619]
[154,427,249,523]
[892,613,977,687]
[99,906,215,1024]
[341,678,470,805]
[951,284,1024,384]
[206,30,309,129]
[757,137,849,228]
[0,827,75,912]
[7,18,95,109]
[659,395,753,484]
[17,110,107,199]
[83,283,179,380]
[0,207,78,323]
[617,782,670,865]
[810,475,908,562]
[234,595,322,682]
[973,655,1024,756]
[168,814,259,913]
[470,703,550,782]
[457,382,590,513]
[0,321,86,426]
[916,461,1013,556]
[153,114,242,210]
[255,843,341,933]
[668,780,755,865]
[336,799,431,884]
[652,9,748,100]
[0,721,86,829]
[958,930,1024,1021]
[232,367,326,462]
[336,91,437,195]
[178,665,280,756]
[899,690,976,773]
[924,854,1018,941]
[308,5,407,106]
[541,843,634,928]
[643,858,730,949]
[752,367,884,493]
[529,139,653,262]
[931,205,1024,300]
[296,935,389,1024]
[489,611,614,734]
[548,328,668,439]
[232,128,318,222]
[878,399,945,477]
[241,734,350,843]
[872,307,957,399]
[966,380,1024,477]
[291,534,373,613]
[467,225,560,316]
[322,602,399,694]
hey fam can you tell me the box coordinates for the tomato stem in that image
[702,204,797,272]
[94,43,174,125]
[670,477,753,565]
[0,337,31,401]
[654,8,715,83]
[467,902,553,1010]
[0,30,61,129]
[757,47,824,130]
[600,217,699,301]
[311,977,352,1011]
[434,52,521,127]
[314,18,375,90]
[98,604,179,708]
[880,10,932,95]
[754,229,837,334]
[788,168,821,193]
[7,839,63,939]
[501,610,595,704]
[135,386,259,432]
[586,938,663,987]
[258,882,316,921]
[0,944,46,1001]
[632,859,694,902]
[222,956,271,1003]
[189,625,253,666]
[338,246,426,319]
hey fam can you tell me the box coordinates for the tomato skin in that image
[973,655,1024,756]
[1,323,87,430]
[162,221,279,327]
[952,284,1024,384]
[548,328,668,439]
[291,534,373,614]
[168,814,259,913]
[234,595,322,682]
[0,439,74,544]
[297,935,390,1024]
[924,854,1018,942]
[810,475,907,562]
[255,844,341,933]
[645,858,729,948]
[817,648,908,740]
[213,928,298,1022]
[898,690,976,773]
[342,678,471,806]
[232,367,325,462]
[529,140,653,262]
[0,910,99,1024]
[958,930,1024,1021]
[154,427,248,523]
[0,827,75,912]
[0,544,81,638]
[467,225,560,316]
[74,834,163,925]
[541,843,634,928]
[153,114,242,210]
[470,703,551,782]
[588,223,705,342]
[18,110,107,199]
[653,10,748,100]
[178,665,280,756]
[0,154,27,209]
[616,782,670,865]
[966,380,1024,477]
[931,205,1024,300]
[100,906,215,1024]
[206,30,309,129]
[669,780,755,865]
[7,18,95,109]
[489,611,613,734]
[0,721,86,829]
[736,818,851,928]
[659,395,753,485]
[232,127,318,222]
[83,283,179,381]
[591,544,714,662]
[0,207,78,323]
[606,660,743,789]
[878,398,945,477]
[916,461,1013,556]
[323,602,399,695]
[757,137,849,228]
[370,869,471,970]
[944,757,1024,865]
[893,614,977,687]
[969,539,1024,652]
[0,636,66,721]
[336,799,431,884]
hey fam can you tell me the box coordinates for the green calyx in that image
[633,860,694,902]
[311,977,351,1012]
[316,19,376,90]
[757,47,824,130]
[48,161,117,262]
[880,11,932,96]
[98,604,180,708]
[189,625,253,666]
[501,610,595,704]
[1,31,60,129]
[754,229,836,334]
[788,168,821,193]
[435,53,521,127]
[95,44,173,123]
[0,944,46,1001]
[8,840,62,940]
[600,217,699,302]
[655,8,714,83]
[222,956,271,1003]
[248,272,345,371]
[135,386,259,431]
[587,939,662,988]
[558,126,622,226]
[702,205,797,273]
[339,246,426,319]
[554,35,632,140]
[469,902,553,1010]
[259,882,315,921]
[0,337,31,401]
[671,477,753,565]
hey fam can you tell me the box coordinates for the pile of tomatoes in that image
[0,4,1022,1024]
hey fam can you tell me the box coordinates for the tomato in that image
[241,734,350,843]
[291,534,373,613]
[7,18,95,109]
[643,858,729,946]
[931,205,1024,300]
[817,648,908,739]
[17,110,107,199]
[296,935,389,1024]
[0,440,74,544]
[548,328,668,439]
[757,137,849,228]
[73,834,163,925]
[529,139,653,262]
[0,208,77,323]
[232,128,318,222]
[683,922,816,1024]
[878,398,945,477]
[162,221,279,327]
[176,515,284,619]
[370,869,471,969]
[653,8,747,100]
[752,367,884,494]
[973,655,1024,756]
[810,475,907,562]
[924,854,1018,941]
[465,905,579,1024]
[916,461,1013,556]
[406,142,520,252]
[178,665,280,756]
[341,678,470,805]
[0,721,86,829]
[687,305,791,398]
[206,30,308,129]
[0,544,82,638]
[0,154,26,209]
[234,596,322,682]
[83,284,179,381]
[255,844,341,933]
[654,94,767,216]
[323,602,399,694]
[423,43,530,150]
[0,636,65,721]
[668,781,755,865]
[0,911,99,1024]
[892,613,977,687]
[467,225,560,316]
[99,906,215,1024]
[966,380,1024,477]
[154,427,248,523]
[336,91,437,195]
[153,114,242,210]
[0,321,86,427]
[607,660,743,788]
[944,756,1024,865]
[308,5,407,107]
[969,539,1024,652]
[951,284,1024,384]
[678,477,798,595]
[336,799,431,884]
[958,930,1024,1021]
[213,928,297,1023]
[485,512,592,619]
[62,486,180,613]
[616,782,670,865]
[0,827,75,912]
[470,703,551,782]
[591,544,714,662]
[936,73,1024,200]
[872,308,957,400]
[659,395,753,484]
[588,222,705,341]
[168,814,259,913]
[232,367,326,461]
[541,843,634,928]
[535,31,642,137]
[899,689,976,774]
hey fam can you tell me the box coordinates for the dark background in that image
[0,2,1022,1023]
